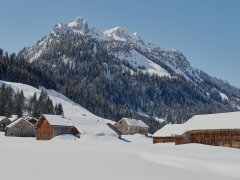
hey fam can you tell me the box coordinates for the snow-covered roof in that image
[185,111,240,131]
[0,116,7,121]
[6,118,22,128]
[6,117,34,129]
[152,124,185,137]
[9,115,18,122]
[153,111,240,137]
[122,118,149,128]
[42,114,74,127]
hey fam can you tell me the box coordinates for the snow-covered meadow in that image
[0,80,240,180]
[1,133,240,180]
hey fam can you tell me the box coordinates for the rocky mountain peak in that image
[67,17,89,32]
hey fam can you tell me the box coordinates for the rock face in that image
[18,17,240,130]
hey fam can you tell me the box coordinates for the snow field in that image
[0,133,240,180]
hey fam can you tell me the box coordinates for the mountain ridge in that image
[16,17,240,131]
[20,17,240,97]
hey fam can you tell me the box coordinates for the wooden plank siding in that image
[36,118,53,140]
[5,119,36,137]
[153,136,175,144]
[175,129,240,148]
[36,116,80,140]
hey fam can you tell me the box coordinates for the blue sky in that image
[0,0,240,87]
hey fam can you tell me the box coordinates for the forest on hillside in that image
[0,47,236,133]
[0,82,63,118]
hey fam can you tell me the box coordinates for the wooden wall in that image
[36,117,80,140]
[114,120,130,134]
[175,129,240,148]
[36,118,53,140]
[153,136,174,144]
[5,119,36,137]
[52,126,71,137]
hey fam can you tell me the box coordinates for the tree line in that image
[0,83,63,118]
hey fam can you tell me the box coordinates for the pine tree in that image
[28,92,38,116]
[28,90,55,117]
[46,97,54,114]
[56,103,63,115]
[0,84,14,117]
[0,84,6,115]
[14,90,25,117]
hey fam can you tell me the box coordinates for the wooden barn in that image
[36,114,80,140]
[175,111,240,148]
[152,124,185,144]
[113,118,149,136]
[5,116,36,137]
[0,116,12,131]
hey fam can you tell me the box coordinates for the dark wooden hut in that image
[36,114,80,140]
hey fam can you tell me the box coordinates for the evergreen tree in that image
[0,48,3,58]
[0,83,56,119]
[54,104,58,115]
[0,84,14,117]
[46,97,54,114]
[14,90,25,117]
[28,90,55,117]
[28,92,38,117]
[55,103,64,115]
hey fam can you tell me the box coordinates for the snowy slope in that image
[117,49,170,77]
[0,80,117,137]
[104,27,145,46]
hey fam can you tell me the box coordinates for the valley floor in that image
[0,133,240,180]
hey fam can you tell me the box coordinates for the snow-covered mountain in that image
[20,17,239,97]
[18,17,240,127]
[0,80,117,137]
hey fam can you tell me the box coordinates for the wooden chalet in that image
[114,118,149,136]
[175,111,240,148]
[5,116,36,137]
[36,114,80,140]
[0,116,11,132]
[152,124,185,144]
